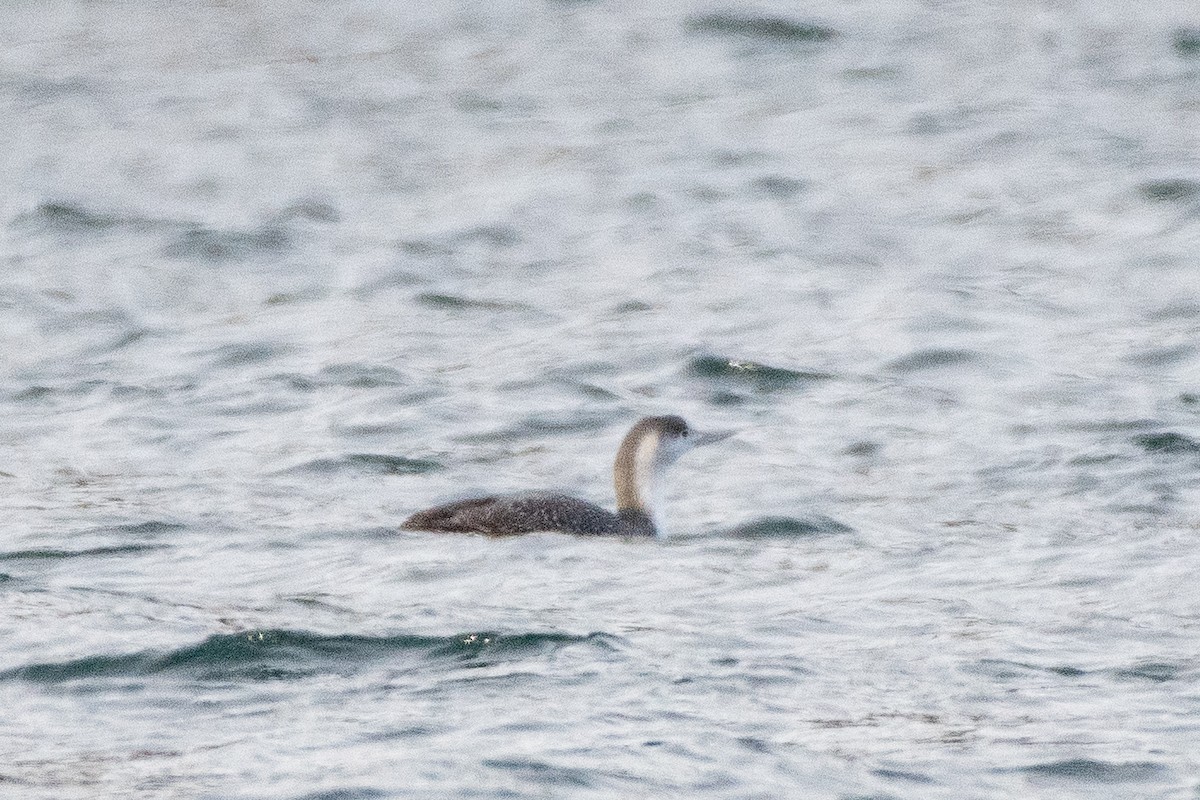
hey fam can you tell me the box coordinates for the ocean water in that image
[4,0,1200,797]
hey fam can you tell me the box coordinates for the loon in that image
[401,415,730,537]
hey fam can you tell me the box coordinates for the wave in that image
[281,453,442,476]
[725,515,852,539]
[1132,432,1200,455]
[688,354,833,394]
[1015,758,1168,784]
[3,629,616,684]
[0,544,169,561]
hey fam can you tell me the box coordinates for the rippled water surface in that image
[4,1,1200,798]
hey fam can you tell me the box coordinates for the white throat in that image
[631,431,669,536]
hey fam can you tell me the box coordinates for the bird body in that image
[401,415,728,537]
[402,492,653,536]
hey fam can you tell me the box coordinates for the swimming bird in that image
[401,415,730,537]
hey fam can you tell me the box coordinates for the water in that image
[4,0,1200,797]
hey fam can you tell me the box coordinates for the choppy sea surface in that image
[4,1,1200,797]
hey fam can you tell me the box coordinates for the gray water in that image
[4,1,1200,797]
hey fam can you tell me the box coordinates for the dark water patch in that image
[332,418,428,438]
[277,373,319,392]
[844,65,902,81]
[2,630,615,683]
[274,364,406,391]
[399,238,453,258]
[625,191,658,212]
[705,148,772,167]
[689,354,832,393]
[725,515,852,539]
[688,182,729,203]
[613,299,653,313]
[435,671,548,692]
[0,544,170,562]
[16,201,124,234]
[886,348,977,373]
[687,13,837,44]
[1067,452,1121,466]
[284,454,442,476]
[209,396,305,416]
[272,198,340,224]
[101,328,151,352]
[317,363,405,388]
[1065,448,1118,465]
[283,593,356,613]
[735,736,772,754]
[1132,432,1200,455]
[1014,758,1168,783]
[294,789,389,800]
[60,327,156,360]
[416,292,535,312]
[968,659,1086,680]
[12,385,55,402]
[1147,301,1200,320]
[1057,573,1130,592]
[1041,663,1087,677]
[67,520,185,540]
[457,412,614,443]
[1181,392,1199,406]
[14,378,162,402]
[871,768,935,785]
[1124,344,1195,367]
[162,224,291,262]
[425,631,618,663]
[749,175,807,199]
[1176,28,1200,57]
[10,74,96,103]
[1112,661,1182,683]
[457,91,508,115]
[208,342,294,368]
[811,718,877,730]
[265,288,329,306]
[481,759,594,789]
[112,520,186,536]
[457,224,521,248]
[577,383,620,400]
[110,381,164,399]
[1071,417,1159,432]
[843,440,880,457]
[364,725,442,742]
[322,526,414,542]
[1138,179,1200,203]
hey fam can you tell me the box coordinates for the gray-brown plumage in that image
[401,415,729,537]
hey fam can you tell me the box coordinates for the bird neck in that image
[614,429,664,527]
